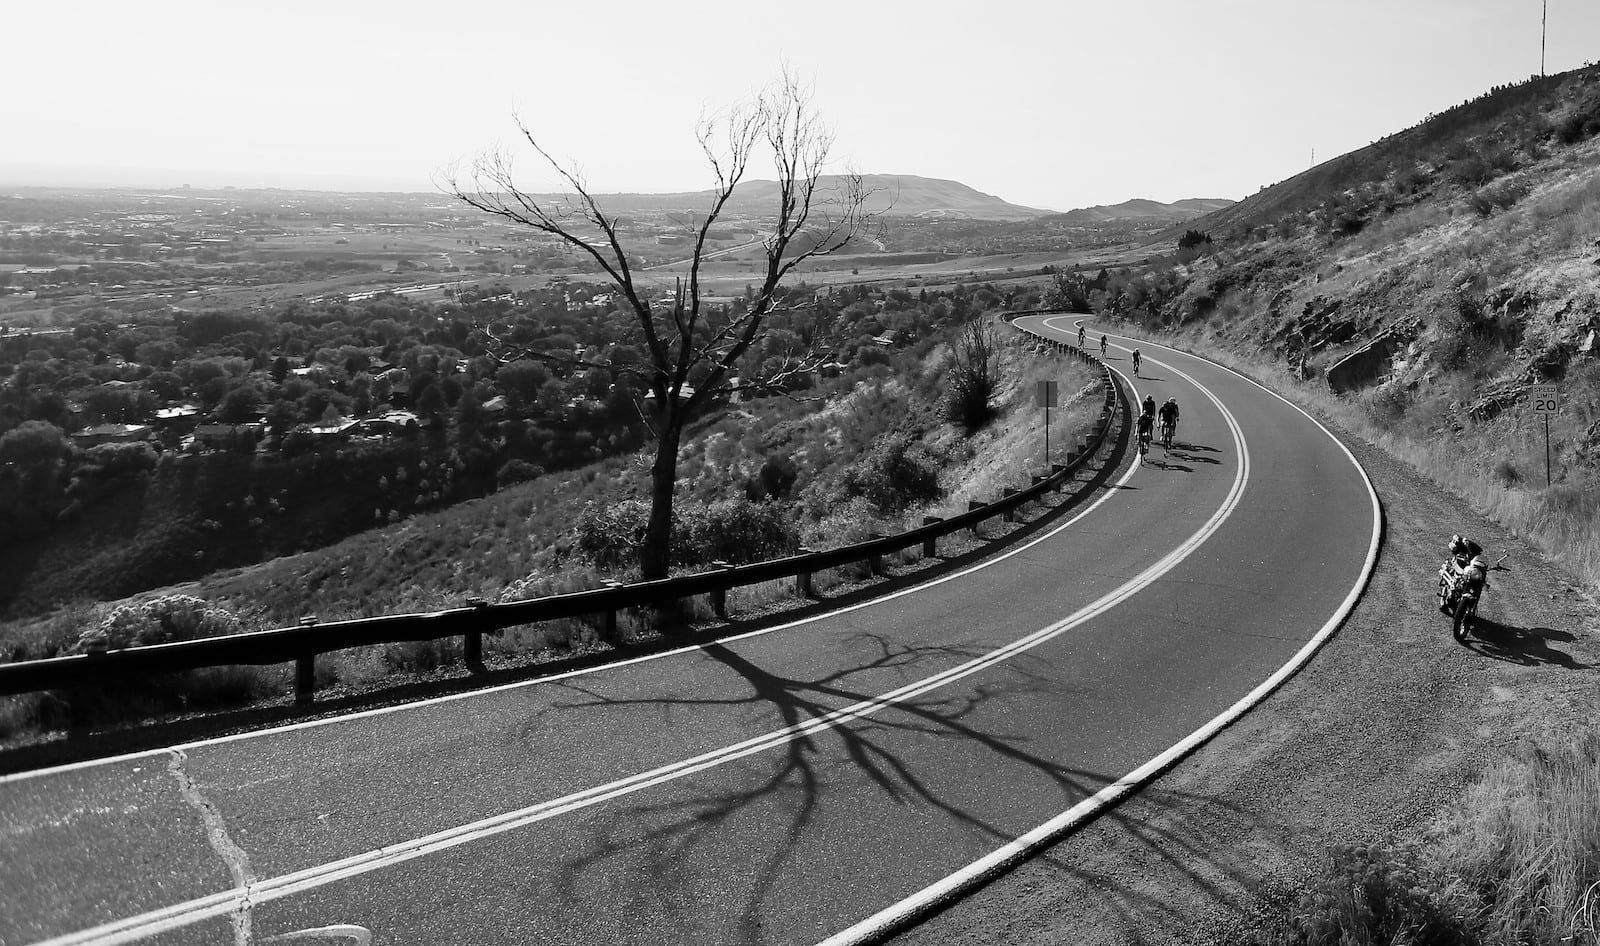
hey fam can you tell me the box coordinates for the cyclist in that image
[1099,334,1109,358]
[1131,348,1142,376]
[1077,325,1086,348]
[1157,397,1179,448]
[1135,404,1154,462]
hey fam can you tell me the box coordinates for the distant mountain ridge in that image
[581,176,1231,223]
[590,174,1049,221]
[1051,197,1235,225]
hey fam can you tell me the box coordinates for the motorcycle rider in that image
[1440,533,1487,613]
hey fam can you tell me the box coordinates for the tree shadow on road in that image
[541,633,1259,943]
[1461,618,1591,670]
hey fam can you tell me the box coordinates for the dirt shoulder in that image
[890,424,1600,945]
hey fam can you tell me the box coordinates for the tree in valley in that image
[447,71,878,579]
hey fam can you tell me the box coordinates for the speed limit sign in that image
[1531,384,1560,415]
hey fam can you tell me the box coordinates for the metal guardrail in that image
[0,314,1123,704]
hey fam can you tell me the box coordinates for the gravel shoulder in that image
[890,424,1600,945]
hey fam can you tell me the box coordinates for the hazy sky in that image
[5,0,1593,210]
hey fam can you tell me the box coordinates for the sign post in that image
[1531,383,1560,487]
[1036,380,1058,467]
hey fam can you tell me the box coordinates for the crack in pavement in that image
[168,749,256,946]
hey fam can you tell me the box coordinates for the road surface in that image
[0,319,1378,945]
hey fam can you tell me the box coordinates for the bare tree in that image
[446,70,878,580]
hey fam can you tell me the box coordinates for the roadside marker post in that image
[1531,383,1559,487]
[1036,379,1058,469]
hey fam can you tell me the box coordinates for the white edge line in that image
[813,316,1382,946]
[2,351,1131,787]
[29,358,1256,946]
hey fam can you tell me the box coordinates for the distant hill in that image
[590,174,1051,221]
[1051,197,1234,226]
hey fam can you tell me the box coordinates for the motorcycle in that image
[1437,550,1506,642]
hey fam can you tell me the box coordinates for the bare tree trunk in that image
[640,416,682,581]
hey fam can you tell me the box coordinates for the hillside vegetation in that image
[1118,64,1600,591]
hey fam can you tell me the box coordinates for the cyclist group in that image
[1077,327,1180,461]
[1135,392,1180,461]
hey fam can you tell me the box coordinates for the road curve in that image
[0,323,1379,946]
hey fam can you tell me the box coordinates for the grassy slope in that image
[1152,68,1600,593]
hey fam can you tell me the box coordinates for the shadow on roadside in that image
[1461,618,1591,670]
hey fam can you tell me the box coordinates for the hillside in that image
[1119,62,1600,588]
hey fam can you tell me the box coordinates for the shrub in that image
[1491,458,1521,487]
[574,498,649,570]
[945,317,1000,430]
[676,498,799,566]
[1468,178,1530,217]
[838,432,943,516]
[574,496,800,570]
[745,454,798,500]
[71,594,243,653]
[1238,843,1478,946]
[496,459,543,487]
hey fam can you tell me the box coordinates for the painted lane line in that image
[815,320,1380,946]
[4,346,1133,787]
[29,362,1248,946]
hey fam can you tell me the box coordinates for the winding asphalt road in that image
[0,320,1379,946]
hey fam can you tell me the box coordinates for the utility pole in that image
[1542,0,1548,77]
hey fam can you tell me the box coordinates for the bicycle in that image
[1138,430,1151,463]
[1160,421,1175,450]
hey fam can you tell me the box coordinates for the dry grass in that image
[1430,734,1600,945]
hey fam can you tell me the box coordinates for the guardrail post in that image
[921,516,942,557]
[709,561,736,618]
[600,579,624,643]
[795,547,816,598]
[867,534,886,575]
[967,499,985,533]
[1002,489,1019,522]
[463,597,488,668]
[295,615,318,704]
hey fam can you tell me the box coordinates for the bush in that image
[1237,843,1478,946]
[745,454,798,500]
[945,318,1000,430]
[574,498,649,570]
[1468,178,1530,217]
[838,432,943,516]
[71,594,243,653]
[496,459,544,487]
[1491,458,1521,487]
[676,498,799,566]
[574,496,800,570]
